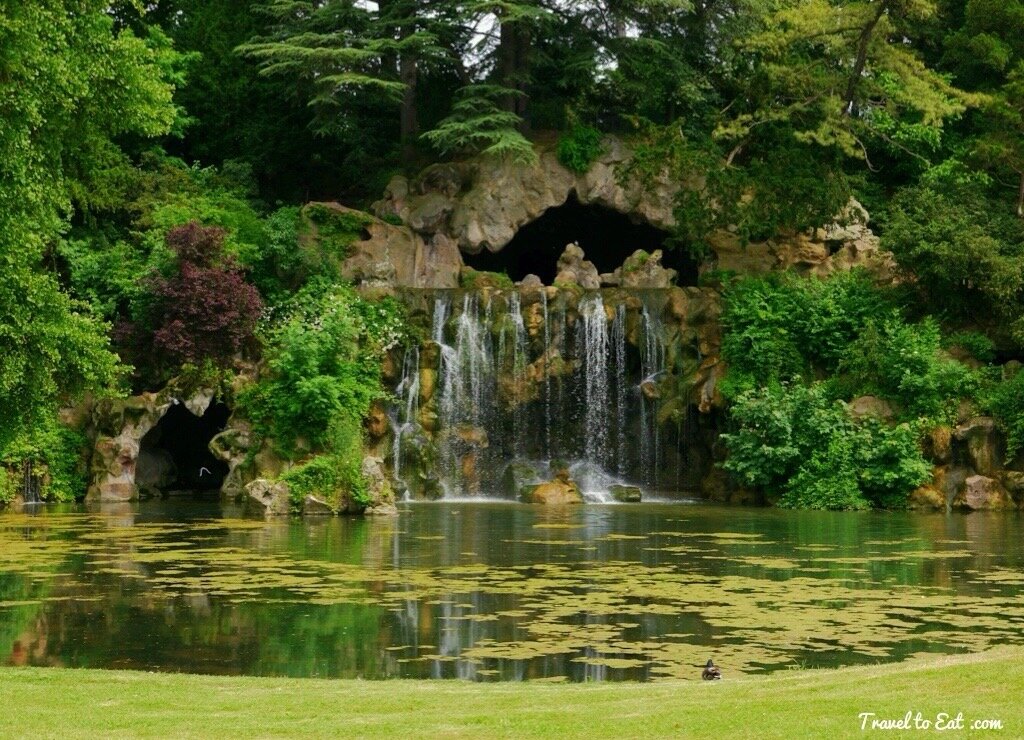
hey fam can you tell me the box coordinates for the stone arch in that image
[461,192,697,284]
[86,389,227,503]
[363,139,683,288]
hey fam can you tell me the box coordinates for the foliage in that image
[837,316,978,421]
[0,0,178,458]
[720,271,975,509]
[422,86,536,163]
[0,468,13,505]
[241,282,407,456]
[882,183,1024,344]
[0,419,89,503]
[119,223,263,382]
[720,270,894,397]
[945,331,997,364]
[980,369,1024,462]
[557,125,604,173]
[240,281,409,508]
[722,383,931,510]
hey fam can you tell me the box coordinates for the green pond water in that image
[2,500,1024,681]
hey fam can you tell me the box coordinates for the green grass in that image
[1,649,1019,738]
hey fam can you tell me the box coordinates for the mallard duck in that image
[702,659,721,680]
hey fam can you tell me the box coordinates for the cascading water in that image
[391,345,420,493]
[392,288,681,500]
[612,304,628,477]
[639,302,664,488]
[579,295,609,467]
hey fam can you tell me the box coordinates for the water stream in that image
[391,289,674,500]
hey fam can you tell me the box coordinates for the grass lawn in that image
[0,649,1018,738]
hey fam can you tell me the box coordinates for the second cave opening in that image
[462,194,698,285]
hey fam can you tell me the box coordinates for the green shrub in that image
[980,369,1024,462]
[241,285,383,455]
[945,331,996,364]
[838,315,977,421]
[720,271,892,397]
[723,383,931,510]
[280,426,368,510]
[780,435,867,510]
[240,282,411,507]
[0,468,15,505]
[0,419,89,503]
[557,124,605,173]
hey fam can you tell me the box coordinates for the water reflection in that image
[1,502,1023,681]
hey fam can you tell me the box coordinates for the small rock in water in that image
[609,484,642,503]
[522,478,583,505]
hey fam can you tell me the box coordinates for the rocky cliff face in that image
[333,136,894,292]
[78,139,908,512]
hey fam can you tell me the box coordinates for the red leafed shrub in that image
[122,223,263,377]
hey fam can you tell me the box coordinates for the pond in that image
[2,501,1023,681]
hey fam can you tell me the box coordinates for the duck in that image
[702,659,722,680]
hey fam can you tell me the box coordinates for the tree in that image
[942,0,1024,215]
[121,223,264,380]
[239,0,452,166]
[0,1,178,453]
[722,0,973,166]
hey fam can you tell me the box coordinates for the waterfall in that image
[579,295,609,467]
[639,302,664,488]
[508,293,529,458]
[392,346,420,490]
[21,460,40,505]
[612,304,628,476]
[393,288,679,500]
[541,290,552,460]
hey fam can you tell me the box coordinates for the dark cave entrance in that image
[137,401,230,494]
[463,194,699,284]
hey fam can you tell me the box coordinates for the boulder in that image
[303,495,334,516]
[848,396,895,422]
[524,480,584,505]
[954,417,1003,475]
[245,479,291,516]
[502,462,543,499]
[361,456,396,511]
[923,425,953,464]
[1001,472,1024,506]
[907,484,946,510]
[406,191,452,232]
[365,400,390,441]
[554,243,600,289]
[705,198,893,279]
[952,475,1014,511]
[303,202,461,289]
[609,484,642,503]
[619,249,677,288]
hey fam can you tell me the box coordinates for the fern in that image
[422,85,537,164]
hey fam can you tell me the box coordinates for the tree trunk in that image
[1017,171,1024,218]
[497,16,531,130]
[844,1,889,117]
[399,52,419,166]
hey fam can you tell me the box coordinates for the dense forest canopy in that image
[2,0,1024,508]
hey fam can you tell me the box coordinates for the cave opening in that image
[463,194,699,285]
[137,401,230,494]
